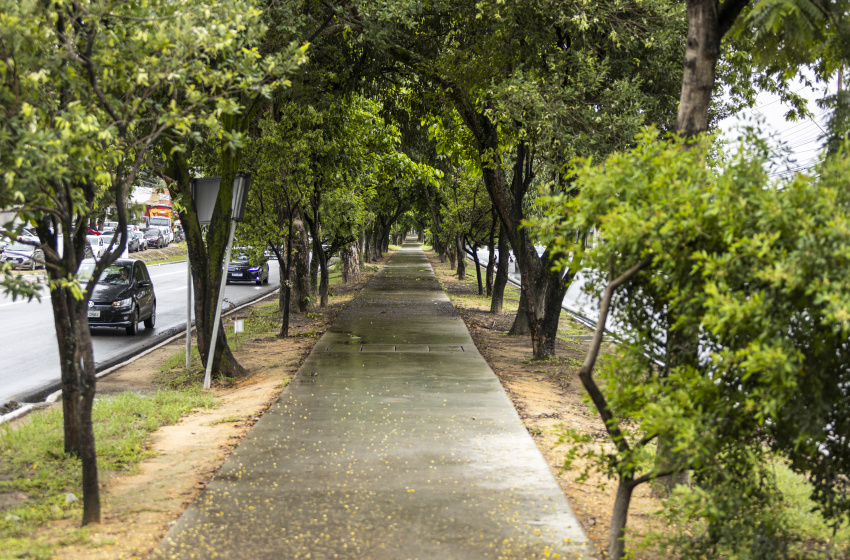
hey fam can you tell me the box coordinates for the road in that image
[0,259,281,405]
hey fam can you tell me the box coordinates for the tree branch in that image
[578,256,653,455]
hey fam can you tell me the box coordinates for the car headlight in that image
[112,297,133,308]
[248,266,259,272]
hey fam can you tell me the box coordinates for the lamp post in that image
[203,173,251,389]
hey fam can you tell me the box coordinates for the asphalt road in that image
[0,259,281,405]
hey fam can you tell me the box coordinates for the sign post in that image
[187,178,223,370]
[203,173,251,389]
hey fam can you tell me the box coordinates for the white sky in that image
[718,75,839,179]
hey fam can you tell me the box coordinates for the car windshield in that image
[234,254,250,263]
[144,229,159,236]
[101,236,114,245]
[78,263,132,285]
[7,241,33,251]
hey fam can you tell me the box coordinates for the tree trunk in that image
[165,141,243,378]
[609,477,635,560]
[539,266,573,356]
[49,285,101,525]
[309,238,319,300]
[290,205,311,313]
[341,240,361,284]
[486,214,496,296]
[509,290,532,335]
[470,245,484,295]
[317,242,329,308]
[51,286,83,455]
[447,239,456,270]
[455,234,466,280]
[77,334,100,526]
[279,225,294,337]
[677,0,722,138]
[491,225,508,314]
[363,229,373,263]
[447,93,548,357]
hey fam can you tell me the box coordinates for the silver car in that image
[1,241,45,270]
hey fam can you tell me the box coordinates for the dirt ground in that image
[25,249,663,559]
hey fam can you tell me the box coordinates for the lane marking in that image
[149,269,187,279]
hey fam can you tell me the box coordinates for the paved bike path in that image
[156,243,594,559]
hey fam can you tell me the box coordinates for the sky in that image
[718,76,838,180]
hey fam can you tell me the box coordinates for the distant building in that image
[143,188,173,224]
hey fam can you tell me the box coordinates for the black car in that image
[227,254,269,285]
[143,228,165,248]
[79,259,156,335]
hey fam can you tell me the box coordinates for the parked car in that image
[143,228,165,248]
[127,232,142,253]
[227,254,269,285]
[16,228,39,244]
[98,233,127,253]
[1,241,44,270]
[151,225,171,246]
[79,259,156,335]
[86,235,107,258]
[132,231,148,251]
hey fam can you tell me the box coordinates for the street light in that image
[203,173,251,389]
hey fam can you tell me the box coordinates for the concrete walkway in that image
[156,243,594,560]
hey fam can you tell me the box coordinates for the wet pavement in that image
[156,242,594,560]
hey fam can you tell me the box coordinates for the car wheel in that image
[263,273,269,284]
[144,302,156,329]
[30,259,36,271]
[126,308,139,335]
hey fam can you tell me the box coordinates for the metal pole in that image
[203,218,237,389]
[185,257,192,369]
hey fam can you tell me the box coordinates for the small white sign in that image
[233,319,245,333]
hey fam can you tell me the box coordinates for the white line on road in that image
[0,297,50,308]
[149,269,186,279]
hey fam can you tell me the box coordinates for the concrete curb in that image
[0,403,37,426]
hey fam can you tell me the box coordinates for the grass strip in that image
[0,389,216,559]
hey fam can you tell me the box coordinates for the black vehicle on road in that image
[79,259,156,335]
[227,254,269,285]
